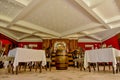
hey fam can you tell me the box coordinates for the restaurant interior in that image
[0,0,120,80]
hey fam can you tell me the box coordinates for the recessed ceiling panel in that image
[82,26,106,34]
[35,32,55,38]
[83,0,104,7]
[0,27,27,37]
[15,0,32,6]
[108,20,120,28]
[0,0,24,18]
[23,0,97,33]
[0,0,120,42]
[93,0,120,20]
[19,36,42,42]
[93,27,120,41]
[10,25,37,34]
[63,33,84,38]
[0,21,9,27]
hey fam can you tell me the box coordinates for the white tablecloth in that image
[8,48,46,70]
[84,48,120,70]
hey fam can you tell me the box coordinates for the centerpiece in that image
[54,42,68,70]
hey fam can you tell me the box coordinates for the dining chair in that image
[5,57,14,74]
[45,58,52,71]
[77,58,85,71]
[33,61,42,72]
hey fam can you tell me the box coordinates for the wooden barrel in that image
[55,50,68,70]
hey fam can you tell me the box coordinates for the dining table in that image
[84,48,120,73]
[8,48,46,74]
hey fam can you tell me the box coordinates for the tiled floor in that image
[0,67,120,80]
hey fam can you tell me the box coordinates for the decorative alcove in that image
[42,39,78,66]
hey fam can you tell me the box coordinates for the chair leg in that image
[8,63,11,73]
[49,62,51,71]
[108,63,111,70]
[97,63,99,71]
[28,62,33,71]
[112,66,115,74]
[116,63,118,73]
[79,62,85,71]
[34,62,40,72]
[11,64,14,74]
[88,63,91,72]
[103,63,106,71]
[45,65,47,71]
[74,61,77,68]
[16,66,18,74]
[8,62,14,74]
[79,63,82,71]
[24,63,27,71]
[93,63,96,71]
[35,67,37,72]
[18,65,21,71]
[34,63,37,72]
[119,63,120,72]
[29,66,32,71]
[39,61,42,73]
[116,62,120,73]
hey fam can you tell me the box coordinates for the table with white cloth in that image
[8,48,46,73]
[84,48,120,73]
